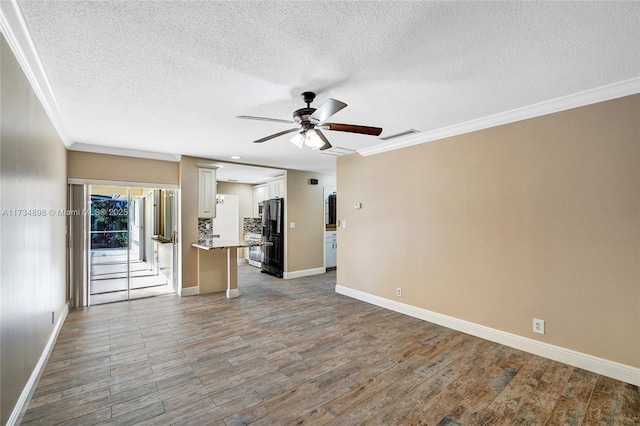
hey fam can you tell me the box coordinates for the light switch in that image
[290,222,295,228]
[354,202,361,209]
[341,220,347,228]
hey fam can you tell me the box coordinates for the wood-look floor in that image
[21,265,639,425]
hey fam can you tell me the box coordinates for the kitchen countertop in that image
[192,239,271,251]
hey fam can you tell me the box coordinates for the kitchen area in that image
[245,177,337,276]
[188,159,337,298]
[244,176,285,277]
[190,161,287,297]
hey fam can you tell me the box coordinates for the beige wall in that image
[180,156,199,288]
[285,170,336,273]
[0,36,68,424]
[196,249,229,293]
[68,150,179,185]
[337,95,639,368]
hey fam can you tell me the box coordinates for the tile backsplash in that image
[243,218,262,234]
[198,217,261,240]
[198,218,214,240]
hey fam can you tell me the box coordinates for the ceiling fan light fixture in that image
[241,91,382,150]
[304,129,325,150]
[289,132,304,149]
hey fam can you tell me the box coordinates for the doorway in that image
[82,185,178,305]
[324,187,337,270]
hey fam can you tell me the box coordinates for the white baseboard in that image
[335,284,640,386]
[226,288,240,298]
[283,267,326,280]
[180,286,199,297]
[8,302,70,426]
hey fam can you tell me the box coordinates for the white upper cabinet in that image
[267,177,285,199]
[252,177,284,217]
[253,185,267,217]
[198,167,217,218]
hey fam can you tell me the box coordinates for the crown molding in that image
[0,0,71,146]
[359,77,640,157]
[69,143,181,162]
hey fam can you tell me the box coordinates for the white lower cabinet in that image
[325,231,337,268]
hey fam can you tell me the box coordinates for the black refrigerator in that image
[261,198,284,278]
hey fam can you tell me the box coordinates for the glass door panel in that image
[89,186,130,304]
[128,187,175,300]
[88,185,177,305]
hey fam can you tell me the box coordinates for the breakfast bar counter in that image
[191,239,271,297]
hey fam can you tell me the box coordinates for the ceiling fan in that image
[237,91,382,151]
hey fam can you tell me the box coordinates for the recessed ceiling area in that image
[214,162,284,185]
[6,1,640,175]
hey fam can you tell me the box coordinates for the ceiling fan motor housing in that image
[301,91,316,106]
[293,107,316,124]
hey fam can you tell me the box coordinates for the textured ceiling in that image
[15,1,640,175]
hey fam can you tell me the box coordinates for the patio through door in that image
[88,185,177,305]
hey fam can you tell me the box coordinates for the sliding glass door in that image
[88,185,177,305]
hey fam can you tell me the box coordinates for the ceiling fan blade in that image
[237,115,295,124]
[322,122,383,136]
[316,129,332,151]
[309,98,347,123]
[253,128,300,144]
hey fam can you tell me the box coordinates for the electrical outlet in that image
[396,288,402,297]
[533,318,545,335]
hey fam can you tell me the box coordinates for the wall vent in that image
[320,147,357,157]
[379,129,420,141]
